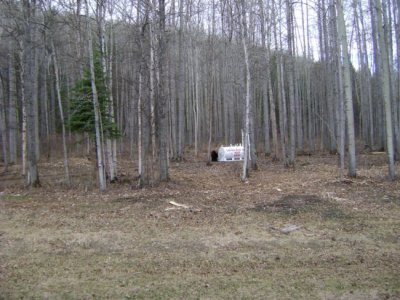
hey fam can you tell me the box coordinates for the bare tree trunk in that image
[193,47,200,156]
[158,0,169,181]
[86,0,106,191]
[23,0,40,187]
[268,77,279,159]
[0,78,8,171]
[98,0,117,182]
[227,58,236,145]
[395,0,400,157]
[18,47,27,176]
[263,0,279,159]
[382,0,399,160]
[138,72,143,179]
[374,0,396,179]
[177,0,185,161]
[52,42,71,186]
[138,2,153,187]
[207,0,216,164]
[8,49,17,164]
[355,0,374,149]
[328,0,345,178]
[278,54,289,166]
[43,61,51,160]
[358,3,375,148]
[286,0,296,166]
[337,0,357,177]
[169,2,178,160]
[370,0,385,150]
[239,0,251,180]
[108,22,118,182]
[258,0,271,157]
[273,0,288,165]
[149,7,157,161]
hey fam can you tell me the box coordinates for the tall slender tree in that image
[52,41,71,186]
[23,0,40,187]
[86,0,106,191]
[237,0,252,180]
[158,0,169,181]
[337,0,357,177]
[373,0,396,180]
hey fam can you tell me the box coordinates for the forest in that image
[0,0,398,188]
[0,0,400,298]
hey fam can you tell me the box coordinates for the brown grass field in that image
[1,151,399,299]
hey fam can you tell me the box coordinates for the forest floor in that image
[0,150,399,299]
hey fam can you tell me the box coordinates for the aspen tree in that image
[286,0,296,166]
[8,46,17,164]
[238,0,251,180]
[52,42,71,186]
[23,0,40,187]
[86,0,106,191]
[337,0,357,177]
[158,0,169,181]
[373,0,396,180]
[0,78,8,170]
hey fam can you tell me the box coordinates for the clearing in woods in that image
[0,151,399,299]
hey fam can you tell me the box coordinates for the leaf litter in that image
[0,151,399,299]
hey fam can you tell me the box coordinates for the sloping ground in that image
[0,152,399,299]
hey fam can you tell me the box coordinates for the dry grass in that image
[0,152,399,299]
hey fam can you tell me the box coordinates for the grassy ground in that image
[0,152,399,299]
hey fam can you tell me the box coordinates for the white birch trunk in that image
[86,0,106,191]
[98,0,117,182]
[239,0,251,181]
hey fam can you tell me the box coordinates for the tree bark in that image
[18,46,27,176]
[86,0,106,191]
[286,0,296,166]
[258,0,271,157]
[158,0,169,181]
[337,0,357,177]
[177,0,185,161]
[52,42,71,186]
[0,77,8,171]
[239,0,251,180]
[8,49,17,164]
[374,0,396,179]
[23,0,40,187]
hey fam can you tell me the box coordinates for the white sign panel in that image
[217,145,244,161]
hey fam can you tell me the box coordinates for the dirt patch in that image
[253,194,350,220]
[381,194,400,206]
[269,194,321,210]
[321,206,350,219]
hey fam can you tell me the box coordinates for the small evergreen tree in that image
[68,51,119,139]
